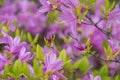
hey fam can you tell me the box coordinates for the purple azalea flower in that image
[82,74,101,80]
[90,30,107,55]
[43,52,63,73]
[90,74,101,80]
[17,12,46,35]
[112,25,120,40]
[50,72,66,80]
[60,5,78,38]
[66,0,80,9]
[0,14,16,32]
[107,5,120,27]
[17,0,37,12]
[39,0,52,13]
[108,39,120,53]
[0,54,10,74]
[39,0,63,13]
[46,23,64,39]
[74,43,87,51]
[0,33,29,54]
[18,47,32,62]
[43,52,66,80]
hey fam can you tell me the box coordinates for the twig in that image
[85,15,112,39]
[89,51,120,63]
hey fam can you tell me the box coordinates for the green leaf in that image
[33,59,39,75]
[100,65,108,77]
[102,76,111,80]
[20,31,24,40]
[73,60,81,69]
[23,63,30,79]
[86,38,91,46]
[113,50,120,58]
[36,44,45,60]
[103,40,113,60]
[0,0,4,6]
[89,0,96,4]
[63,36,71,43]
[27,32,33,43]
[64,61,73,70]
[105,0,110,10]
[85,38,92,53]
[103,40,109,49]
[3,64,9,78]
[0,74,4,79]
[79,57,90,72]
[33,33,39,44]
[80,0,86,3]
[33,59,43,77]
[46,11,58,24]
[100,6,107,18]
[110,1,115,11]
[15,28,20,36]
[13,60,23,78]
[63,60,71,66]
[50,35,55,41]
[58,49,67,61]
[92,70,100,77]
[76,4,82,17]
[114,75,120,80]
[7,72,16,78]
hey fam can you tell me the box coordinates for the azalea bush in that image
[0,0,120,80]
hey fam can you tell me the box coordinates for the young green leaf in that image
[33,59,43,77]
[114,75,120,80]
[13,60,23,78]
[79,57,90,72]
[3,64,9,78]
[76,4,82,17]
[103,40,109,49]
[100,65,108,77]
[36,44,45,60]
[33,33,39,44]
[110,1,115,11]
[22,63,30,79]
[58,49,67,61]
[73,60,81,69]
[15,28,20,36]
[105,0,110,10]
[27,32,33,43]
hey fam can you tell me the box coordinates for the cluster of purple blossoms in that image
[0,0,120,80]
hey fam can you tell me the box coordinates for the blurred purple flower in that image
[74,43,86,51]
[0,54,10,74]
[43,52,66,79]
[0,14,16,32]
[18,47,32,62]
[0,33,29,54]
[17,0,37,12]
[67,0,80,9]
[39,0,63,13]
[112,25,120,40]
[90,74,101,80]
[108,39,120,53]
[43,52,63,73]
[17,12,46,35]
[107,5,120,27]
[90,30,107,55]
[50,72,66,80]
[60,5,78,38]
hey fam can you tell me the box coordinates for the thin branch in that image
[86,15,112,39]
[89,51,120,63]
[82,22,93,25]
[96,18,105,25]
